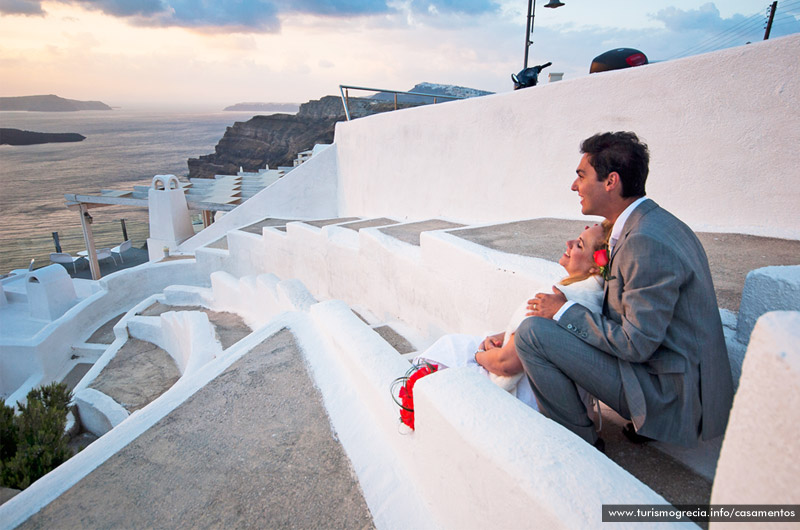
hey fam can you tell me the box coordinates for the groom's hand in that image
[529,287,567,319]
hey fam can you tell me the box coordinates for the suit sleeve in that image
[558,231,686,363]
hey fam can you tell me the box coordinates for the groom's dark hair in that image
[581,131,649,198]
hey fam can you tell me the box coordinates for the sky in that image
[1,0,798,109]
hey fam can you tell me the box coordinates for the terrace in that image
[1,34,799,529]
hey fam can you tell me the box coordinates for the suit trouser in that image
[515,316,631,444]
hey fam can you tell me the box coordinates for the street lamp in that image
[523,0,565,69]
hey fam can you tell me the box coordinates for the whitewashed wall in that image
[711,311,800,525]
[1,261,208,404]
[179,144,339,252]
[335,35,800,240]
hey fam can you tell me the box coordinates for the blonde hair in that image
[559,220,613,286]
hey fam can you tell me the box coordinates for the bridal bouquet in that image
[391,361,439,430]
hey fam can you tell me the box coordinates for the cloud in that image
[284,0,390,16]
[92,0,166,17]
[0,0,501,31]
[0,0,45,16]
[651,2,731,32]
[0,0,395,30]
[409,0,498,15]
[156,0,281,31]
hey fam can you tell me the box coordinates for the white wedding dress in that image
[414,276,604,413]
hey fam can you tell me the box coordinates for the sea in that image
[0,108,264,272]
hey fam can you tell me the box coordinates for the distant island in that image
[224,102,300,112]
[0,95,112,112]
[370,82,493,103]
[0,128,86,146]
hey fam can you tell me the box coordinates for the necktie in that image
[609,236,618,254]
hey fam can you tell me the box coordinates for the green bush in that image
[26,382,72,413]
[0,403,17,461]
[0,382,72,490]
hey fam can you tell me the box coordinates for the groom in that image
[516,131,734,448]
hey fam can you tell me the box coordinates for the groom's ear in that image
[605,171,621,193]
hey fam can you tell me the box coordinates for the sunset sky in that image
[1,0,798,109]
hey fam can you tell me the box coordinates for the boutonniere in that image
[593,247,616,282]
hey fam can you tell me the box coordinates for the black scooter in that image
[511,62,552,90]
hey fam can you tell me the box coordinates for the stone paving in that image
[303,217,360,229]
[138,303,252,350]
[598,406,713,509]
[19,329,374,529]
[239,217,299,235]
[379,219,465,246]
[88,338,180,414]
[85,313,125,345]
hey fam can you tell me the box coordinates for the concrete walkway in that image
[18,329,374,529]
[138,303,253,350]
[88,338,180,414]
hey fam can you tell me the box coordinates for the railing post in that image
[339,85,352,121]
[394,93,398,110]
[52,232,62,253]
[202,210,213,228]
[79,204,101,280]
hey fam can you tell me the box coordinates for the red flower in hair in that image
[593,248,615,281]
[593,249,609,267]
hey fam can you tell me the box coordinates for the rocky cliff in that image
[223,102,300,112]
[187,95,421,178]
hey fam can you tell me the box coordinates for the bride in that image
[414,222,612,415]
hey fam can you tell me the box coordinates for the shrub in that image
[0,403,17,461]
[0,382,72,490]
[26,382,72,413]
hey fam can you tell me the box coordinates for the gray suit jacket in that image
[561,199,734,446]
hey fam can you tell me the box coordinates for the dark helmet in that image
[590,48,648,74]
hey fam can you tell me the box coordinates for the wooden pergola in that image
[63,171,283,279]
[63,190,237,280]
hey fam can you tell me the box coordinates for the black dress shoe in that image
[622,422,655,444]
[593,437,606,453]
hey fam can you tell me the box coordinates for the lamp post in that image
[523,0,565,69]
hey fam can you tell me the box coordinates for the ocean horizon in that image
[0,108,270,272]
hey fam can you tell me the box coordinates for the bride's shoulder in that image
[561,276,603,294]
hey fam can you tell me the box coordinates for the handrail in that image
[339,84,466,121]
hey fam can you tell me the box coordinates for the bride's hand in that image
[481,332,504,351]
[526,297,537,316]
